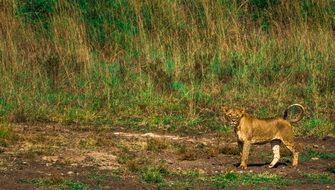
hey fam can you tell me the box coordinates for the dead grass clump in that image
[174,143,197,161]
[96,137,116,147]
[206,145,220,157]
[78,137,97,148]
[0,123,18,147]
[146,138,169,152]
[220,144,240,155]
[116,146,136,164]
[126,158,149,172]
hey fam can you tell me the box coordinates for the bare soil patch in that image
[0,124,334,189]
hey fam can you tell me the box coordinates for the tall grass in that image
[0,0,334,134]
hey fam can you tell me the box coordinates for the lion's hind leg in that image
[269,140,281,168]
[282,141,299,167]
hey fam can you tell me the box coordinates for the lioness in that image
[223,104,304,169]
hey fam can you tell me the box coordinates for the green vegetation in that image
[0,123,17,147]
[326,165,335,174]
[300,149,335,161]
[207,172,290,188]
[21,177,88,190]
[146,138,169,151]
[142,165,169,183]
[0,0,334,135]
[303,173,333,184]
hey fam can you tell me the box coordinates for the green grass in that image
[296,118,335,137]
[326,165,335,174]
[303,173,333,184]
[142,167,164,183]
[0,0,335,136]
[207,172,291,188]
[0,124,17,147]
[21,177,88,190]
[300,149,335,161]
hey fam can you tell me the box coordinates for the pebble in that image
[166,159,173,164]
[313,144,319,149]
[67,171,74,175]
[198,169,206,175]
[311,157,319,161]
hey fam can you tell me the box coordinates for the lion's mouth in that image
[230,120,239,126]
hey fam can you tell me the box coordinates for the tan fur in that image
[223,104,304,169]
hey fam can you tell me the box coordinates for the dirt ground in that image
[0,124,334,190]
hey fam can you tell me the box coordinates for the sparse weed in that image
[302,173,333,184]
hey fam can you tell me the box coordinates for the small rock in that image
[46,163,52,167]
[198,169,206,175]
[313,144,319,149]
[67,171,74,175]
[195,143,206,148]
[311,157,319,161]
[166,159,173,164]
[42,156,59,163]
[22,161,27,165]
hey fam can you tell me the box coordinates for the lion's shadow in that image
[234,162,289,168]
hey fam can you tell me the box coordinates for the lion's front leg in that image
[238,141,243,156]
[239,141,250,169]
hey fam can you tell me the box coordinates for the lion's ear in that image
[240,108,246,115]
[222,106,229,114]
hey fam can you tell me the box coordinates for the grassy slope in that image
[0,0,334,135]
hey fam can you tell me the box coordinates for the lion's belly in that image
[250,135,281,144]
[251,138,273,144]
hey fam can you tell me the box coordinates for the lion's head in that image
[222,107,245,126]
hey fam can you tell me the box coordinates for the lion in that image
[222,104,305,169]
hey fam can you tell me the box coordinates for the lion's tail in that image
[283,104,305,123]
